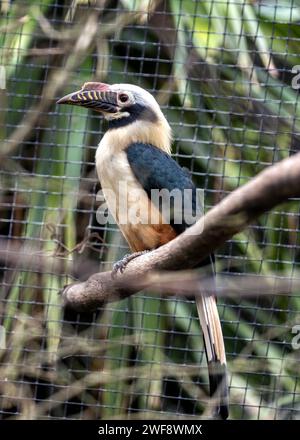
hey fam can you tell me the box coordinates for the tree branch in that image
[61,150,300,311]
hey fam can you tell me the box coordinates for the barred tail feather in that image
[196,294,229,419]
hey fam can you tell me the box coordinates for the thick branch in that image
[62,151,300,311]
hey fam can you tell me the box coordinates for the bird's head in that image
[58,82,163,125]
[57,82,172,152]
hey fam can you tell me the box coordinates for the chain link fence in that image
[0,0,300,419]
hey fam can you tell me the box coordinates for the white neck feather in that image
[99,116,172,155]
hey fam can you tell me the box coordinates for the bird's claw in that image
[111,250,150,279]
[112,253,131,277]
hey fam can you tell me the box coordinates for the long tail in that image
[196,275,229,419]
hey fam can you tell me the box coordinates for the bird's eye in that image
[119,93,129,103]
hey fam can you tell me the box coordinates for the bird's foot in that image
[111,250,150,278]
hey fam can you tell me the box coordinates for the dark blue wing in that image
[126,142,202,235]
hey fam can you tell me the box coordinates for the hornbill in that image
[57,82,229,419]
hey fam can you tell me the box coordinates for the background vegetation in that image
[0,0,300,419]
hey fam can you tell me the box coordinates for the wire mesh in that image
[0,0,300,420]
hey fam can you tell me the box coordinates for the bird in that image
[57,82,229,419]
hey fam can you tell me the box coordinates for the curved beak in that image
[56,91,79,105]
[56,84,120,113]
